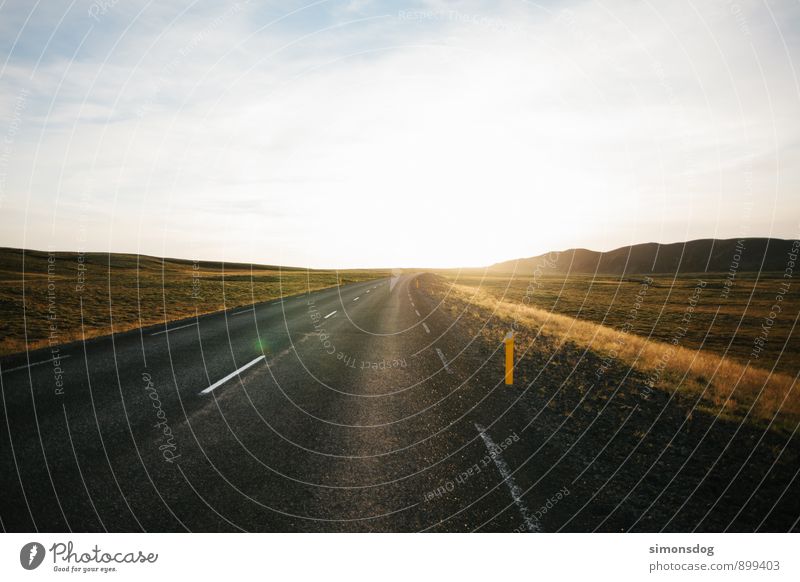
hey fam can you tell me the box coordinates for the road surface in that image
[0,274,556,532]
[3,273,798,532]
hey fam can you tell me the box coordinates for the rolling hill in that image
[489,237,797,275]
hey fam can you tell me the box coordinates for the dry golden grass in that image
[441,281,798,430]
[433,271,800,375]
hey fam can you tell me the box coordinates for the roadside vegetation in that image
[0,248,387,357]
[427,273,798,432]
[436,270,799,375]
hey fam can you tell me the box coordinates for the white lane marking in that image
[353,297,360,302]
[422,323,430,334]
[151,322,198,336]
[475,423,541,533]
[199,355,265,395]
[435,348,453,374]
[232,307,255,316]
[2,354,72,374]
[415,309,421,317]
[410,301,415,307]
[324,310,337,319]
[366,290,370,294]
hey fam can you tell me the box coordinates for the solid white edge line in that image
[422,323,430,334]
[475,423,541,533]
[199,355,265,395]
[232,307,256,316]
[2,354,72,374]
[435,348,453,374]
[324,310,337,319]
[151,322,198,336]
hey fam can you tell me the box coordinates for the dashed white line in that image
[232,307,255,316]
[435,348,453,374]
[2,355,72,374]
[475,423,541,532]
[199,355,265,395]
[151,322,198,336]
[353,297,360,302]
[365,290,370,294]
[415,309,421,317]
[324,310,337,319]
[422,323,430,334]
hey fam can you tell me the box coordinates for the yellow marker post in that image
[504,331,514,385]
[415,278,420,289]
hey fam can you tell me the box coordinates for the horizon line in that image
[0,235,792,271]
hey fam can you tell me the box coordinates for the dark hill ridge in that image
[0,247,309,274]
[489,238,797,275]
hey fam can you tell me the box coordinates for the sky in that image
[0,0,798,268]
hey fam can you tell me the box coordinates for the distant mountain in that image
[488,238,797,275]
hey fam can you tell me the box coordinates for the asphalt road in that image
[0,274,558,532]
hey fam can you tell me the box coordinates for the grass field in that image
[436,270,799,376]
[427,271,799,431]
[0,248,388,357]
